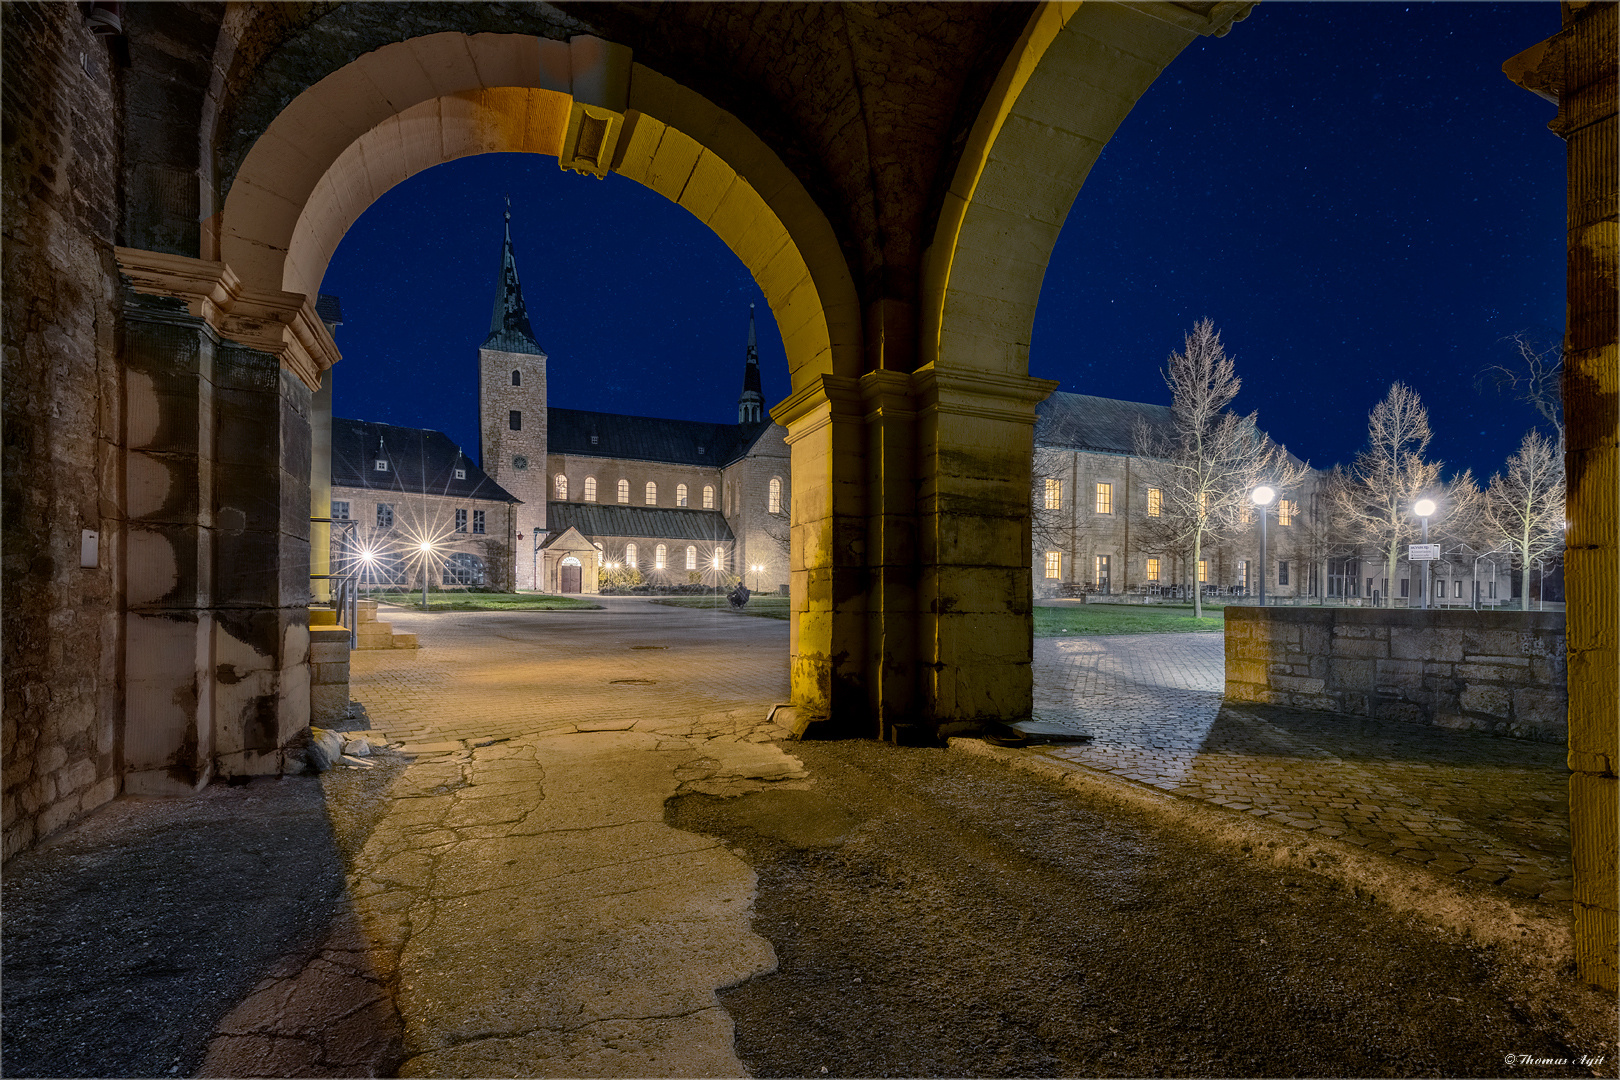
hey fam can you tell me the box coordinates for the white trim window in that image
[703,485,715,509]
[1094,482,1112,514]
[654,544,667,570]
[625,542,638,569]
[617,479,630,503]
[1043,551,1061,579]
[1044,478,1061,511]
[685,545,697,570]
[555,474,568,500]
[645,481,657,506]
[584,477,597,502]
[676,483,688,507]
[768,477,783,514]
[1147,488,1161,517]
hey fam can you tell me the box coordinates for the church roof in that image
[546,502,736,542]
[482,202,545,357]
[331,417,518,503]
[548,407,773,468]
[1034,392,1175,455]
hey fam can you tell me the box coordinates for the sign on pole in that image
[1409,544,1441,562]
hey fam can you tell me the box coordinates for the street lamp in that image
[418,539,435,610]
[1413,497,1436,610]
[750,563,763,591]
[1251,485,1275,607]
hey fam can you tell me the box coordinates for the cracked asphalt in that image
[2,602,1613,1078]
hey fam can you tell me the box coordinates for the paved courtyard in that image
[1032,632,1574,903]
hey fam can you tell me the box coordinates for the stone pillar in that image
[860,371,920,741]
[210,344,312,777]
[1506,2,1618,991]
[122,298,218,795]
[776,376,871,737]
[913,366,1057,730]
[310,372,333,604]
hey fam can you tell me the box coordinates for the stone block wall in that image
[1,3,125,859]
[309,627,352,722]
[1225,607,1567,742]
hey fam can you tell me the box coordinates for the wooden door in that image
[560,564,582,593]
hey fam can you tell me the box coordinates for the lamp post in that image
[1413,498,1436,609]
[1251,485,1275,607]
[418,540,434,610]
[750,563,763,591]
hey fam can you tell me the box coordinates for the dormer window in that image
[697,446,705,455]
[454,468,466,480]
[374,459,388,472]
[590,434,599,445]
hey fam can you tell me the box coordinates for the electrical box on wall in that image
[80,529,99,568]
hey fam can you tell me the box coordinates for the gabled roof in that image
[546,502,736,542]
[332,417,518,503]
[1035,392,1175,455]
[547,407,774,468]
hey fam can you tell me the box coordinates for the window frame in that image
[376,503,394,528]
[1146,557,1161,582]
[676,483,688,507]
[768,477,783,514]
[685,545,697,570]
[455,508,467,533]
[617,479,630,503]
[583,476,597,502]
[1043,477,1062,511]
[645,481,657,506]
[555,474,568,500]
[654,543,667,570]
[625,543,637,568]
[331,500,350,521]
[1197,558,1208,584]
[472,509,485,534]
[511,369,521,386]
[702,485,715,509]
[1147,488,1161,518]
[1094,482,1112,515]
[1043,551,1061,579]
[509,410,521,431]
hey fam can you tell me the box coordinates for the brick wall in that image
[1225,606,1567,742]
[1,3,124,859]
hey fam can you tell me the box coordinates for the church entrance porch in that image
[559,559,582,594]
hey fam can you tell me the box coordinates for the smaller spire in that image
[737,304,765,425]
[484,199,544,356]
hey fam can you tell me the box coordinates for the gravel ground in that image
[671,739,1616,1079]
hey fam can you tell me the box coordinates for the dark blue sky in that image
[323,1,1564,480]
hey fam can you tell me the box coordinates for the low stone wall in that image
[1225,607,1567,742]
[309,626,352,723]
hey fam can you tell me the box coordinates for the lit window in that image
[1198,492,1209,515]
[1095,483,1112,514]
[376,503,394,528]
[509,410,521,431]
[1454,579,1463,598]
[511,369,521,386]
[375,459,388,472]
[1094,555,1110,583]
[1146,557,1161,582]
[472,510,485,534]
[1239,561,1249,589]
[677,484,688,507]
[331,501,350,521]
[1240,505,1254,525]
[645,481,657,505]
[455,509,467,533]
[1148,488,1161,517]
[1198,559,1208,583]
[655,544,667,570]
[617,479,629,503]
[703,485,714,509]
[769,477,782,514]
[584,477,596,502]
[1278,499,1295,526]
[1279,560,1290,586]
[1044,551,1061,579]
[625,543,637,568]
[555,474,568,500]
[1044,478,1062,511]
[685,545,697,570]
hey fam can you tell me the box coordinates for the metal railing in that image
[310,517,360,648]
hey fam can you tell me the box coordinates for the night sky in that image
[322,2,1564,482]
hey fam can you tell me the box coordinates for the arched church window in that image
[617,479,629,503]
[685,545,697,570]
[625,543,637,568]
[768,477,782,514]
[511,369,521,386]
[555,474,567,500]
[676,484,688,507]
[702,485,714,509]
[584,477,597,502]
[655,544,667,570]
[645,482,657,505]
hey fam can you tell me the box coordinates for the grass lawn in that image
[1034,603,1224,637]
[647,595,792,620]
[370,592,602,612]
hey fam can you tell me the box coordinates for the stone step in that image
[309,606,339,626]
[391,632,418,649]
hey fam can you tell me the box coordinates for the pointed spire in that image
[737,303,765,424]
[483,198,545,355]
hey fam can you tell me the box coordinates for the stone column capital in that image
[772,374,864,444]
[115,247,339,390]
[910,364,1059,426]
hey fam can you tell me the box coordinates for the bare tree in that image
[1133,319,1306,618]
[1030,446,1072,562]
[1480,332,1563,449]
[1480,429,1565,609]
[1329,382,1476,603]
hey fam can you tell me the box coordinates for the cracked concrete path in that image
[204,601,805,1078]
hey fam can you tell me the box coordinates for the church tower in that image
[479,200,548,590]
[737,304,765,424]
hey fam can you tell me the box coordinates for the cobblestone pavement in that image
[1032,633,1574,904]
